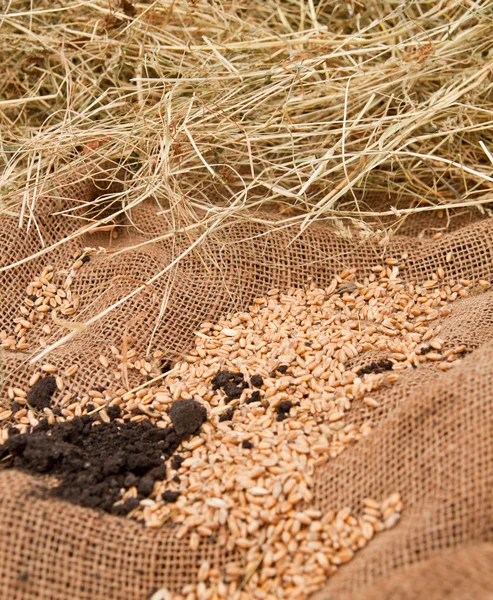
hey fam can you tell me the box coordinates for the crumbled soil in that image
[231,373,246,386]
[27,375,57,411]
[246,391,261,404]
[212,370,247,389]
[219,407,236,421]
[211,370,263,404]
[357,359,394,376]
[211,370,234,389]
[276,400,293,421]
[0,399,207,515]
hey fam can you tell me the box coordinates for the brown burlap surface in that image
[1,172,493,598]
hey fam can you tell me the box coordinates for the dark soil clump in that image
[250,375,263,387]
[27,376,57,411]
[223,383,244,401]
[276,400,293,421]
[137,476,155,496]
[246,391,261,404]
[171,454,184,470]
[211,370,233,390]
[107,405,122,420]
[277,400,293,413]
[357,359,393,376]
[219,407,236,421]
[121,497,140,513]
[0,399,208,516]
[169,400,207,438]
[161,490,180,503]
[211,370,246,393]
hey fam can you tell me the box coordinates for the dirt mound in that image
[0,400,207,515]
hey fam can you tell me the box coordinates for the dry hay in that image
[1,0,493,243]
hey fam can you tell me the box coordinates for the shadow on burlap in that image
[1,171,493,599]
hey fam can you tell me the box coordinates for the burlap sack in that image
[1,170,493,599]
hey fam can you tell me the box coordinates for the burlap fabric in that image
[1,171,493,599]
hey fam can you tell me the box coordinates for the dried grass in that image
[1,0,493,237]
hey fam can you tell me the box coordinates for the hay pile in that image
[1,0,493,243]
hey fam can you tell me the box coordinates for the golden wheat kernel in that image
[0,410,13,422]
[54,376,64,392]
[64,365,78,378]
[384,513,401,529]
[28,372,41,387]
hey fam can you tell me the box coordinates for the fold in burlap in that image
[1,172,493,599]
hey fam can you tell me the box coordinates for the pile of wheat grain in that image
[2,256,485,599]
